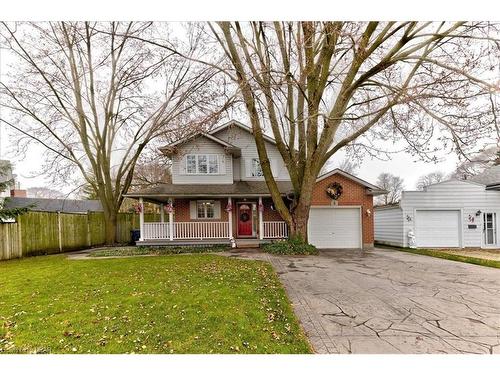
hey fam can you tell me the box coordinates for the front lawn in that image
[378,244,500,269]
[0,254,311,354]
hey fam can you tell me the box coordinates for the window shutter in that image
[245,158,252,178]
[214,201,221,219]
[179,155,187,175]
[189,201,197,219]
[270,159,279,177]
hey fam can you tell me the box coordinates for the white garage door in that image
[308,207,361,249]
[415,210,461,248]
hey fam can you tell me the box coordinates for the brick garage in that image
[311,172,375,248]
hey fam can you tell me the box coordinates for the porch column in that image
[258,196,264,240]
[227,197,233,239]
[139,197,144,241]
[160,203,165,223]
[169,198,174,241]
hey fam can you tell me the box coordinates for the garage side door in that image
[415,210,461,248]
[308,207,361,249]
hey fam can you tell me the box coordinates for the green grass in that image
[89,245,229,257]
[0,254,311,354]
[378,244,500,269]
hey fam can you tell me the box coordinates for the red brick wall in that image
[173,198,229,222]
[311,173,374,247]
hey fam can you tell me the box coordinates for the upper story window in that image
[186,154,219,174]
[251,158,264,177]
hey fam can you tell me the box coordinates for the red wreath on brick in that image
[326,182,343,200]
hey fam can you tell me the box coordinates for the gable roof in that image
[209,120,278,145]
[316,168,387,195]
[2,197,103,213]
[159,132,241,157]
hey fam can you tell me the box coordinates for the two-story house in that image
[126,120,385,249]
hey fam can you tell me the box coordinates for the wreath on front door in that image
[240,212,250,222]
[326,182,343,200]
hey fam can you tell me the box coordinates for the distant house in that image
[2,197,103,214]
[126,120,386,249]
[374,165,500,249]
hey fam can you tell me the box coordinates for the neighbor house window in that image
[197,200,215,219]
[251,158,264,177]
[186,154,219,174]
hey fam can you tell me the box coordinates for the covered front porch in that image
[134,195,288,245]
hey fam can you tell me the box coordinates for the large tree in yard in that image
[211,22,500,241]
[0,22,229,243]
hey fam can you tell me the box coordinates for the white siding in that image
[171,136,233,184]
[214,126,290,181]
[400,180,500,248]
[374,207,404,247]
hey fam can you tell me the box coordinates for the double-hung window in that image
[197,200,215,219]
[251,158,264,177]
[186,154,219,174]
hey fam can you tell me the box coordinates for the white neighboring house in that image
[374,165,500,249]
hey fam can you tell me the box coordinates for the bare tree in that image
[27,186,65,199]
[375,172,404,205]
[451,146,500,179]
[0,22,229,243]
[416,171,445,190]
[209,22,500,241]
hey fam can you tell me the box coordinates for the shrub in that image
[262,237,318,256]
[90,245,229,257]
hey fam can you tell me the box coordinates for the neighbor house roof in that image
[3,197,103,213]
[470,165,500,189]
[316,168,387,196]
[126,181,294,201]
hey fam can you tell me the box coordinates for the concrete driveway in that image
[228,248,500,353]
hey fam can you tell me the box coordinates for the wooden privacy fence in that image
[0,211,156,261]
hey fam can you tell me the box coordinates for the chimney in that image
[10,182,26,198]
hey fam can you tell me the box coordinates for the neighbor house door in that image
[237,203,253,237]
[483,212,497,247]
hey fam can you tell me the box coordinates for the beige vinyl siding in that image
[214,126,290,181]
[374,206,404,247]
[171,136,233,184]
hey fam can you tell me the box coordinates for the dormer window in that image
[251,158,264,177]
[186,154,220,174]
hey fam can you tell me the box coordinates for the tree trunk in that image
[104,210,118,245]
[288,204,311,242]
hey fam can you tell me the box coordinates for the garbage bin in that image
[130,229,140,244]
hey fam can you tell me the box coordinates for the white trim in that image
[316,168,382,191]
[227,197,233,240]
[258,196,264,240]
[139,197,144,242]
[209,120,277,145]
[482,211,498,248]
[160,132,238,150]
[185,154,223,175]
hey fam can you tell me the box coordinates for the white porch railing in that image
[174,221,229,239]
[143,221,229,240]
[263,221,288,239]
[143,223,170,240]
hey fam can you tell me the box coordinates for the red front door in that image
[237,203,253,236]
